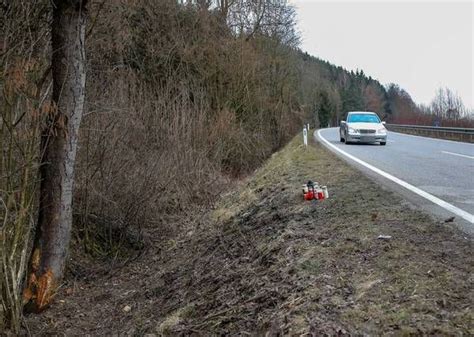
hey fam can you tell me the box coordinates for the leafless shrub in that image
[0,0,50,332]
[71,0,302,252]
[0,0,303,327]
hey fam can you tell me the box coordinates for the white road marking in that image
[442,151,474,160]
[317,129,474,224]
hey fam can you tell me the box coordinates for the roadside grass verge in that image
[26,133,473,335]
[151,134,472,335]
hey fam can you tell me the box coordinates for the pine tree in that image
[318,90,332,128]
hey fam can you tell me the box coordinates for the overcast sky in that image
[291,0,473,109]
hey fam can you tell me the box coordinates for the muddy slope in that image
[27,136,473,335]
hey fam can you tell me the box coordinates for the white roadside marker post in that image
[303,126,308,147]
[307,123,310,131]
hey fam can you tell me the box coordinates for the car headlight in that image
[348,127,359,134]
[377,128,387,134]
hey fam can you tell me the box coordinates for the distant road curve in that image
[316,128,474,234]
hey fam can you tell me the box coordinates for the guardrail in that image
[386,124,474,143]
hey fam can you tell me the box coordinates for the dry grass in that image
[25,134,473,335]
[147,135,473,335]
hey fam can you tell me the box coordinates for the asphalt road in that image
[316,128,474,234]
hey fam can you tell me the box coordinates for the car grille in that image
[360,129,376,134]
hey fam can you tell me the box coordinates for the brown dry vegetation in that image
[2,0,473,333]
[73,0,305,247]
[26,135,473,335]
[2,0,306,330]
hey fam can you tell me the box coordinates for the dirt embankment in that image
[27,135,473,335]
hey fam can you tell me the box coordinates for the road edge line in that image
[316,129,474,224]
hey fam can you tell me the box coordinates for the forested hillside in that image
[0,0,472,332]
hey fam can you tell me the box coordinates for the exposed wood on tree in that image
[23,0,88,312]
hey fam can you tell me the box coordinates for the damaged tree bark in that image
[23,0,87,312]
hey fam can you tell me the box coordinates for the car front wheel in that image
[339,130,345,142]
[380,141,386,146]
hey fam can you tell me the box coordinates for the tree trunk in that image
[23,0,87,313]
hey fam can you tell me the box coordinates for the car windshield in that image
[347,114,381,123]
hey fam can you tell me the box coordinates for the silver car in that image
[340,111,387,145]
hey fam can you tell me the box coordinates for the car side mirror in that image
[340,121,346,125]
[382,121,386,125]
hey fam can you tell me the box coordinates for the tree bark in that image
[23,0,87,312]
